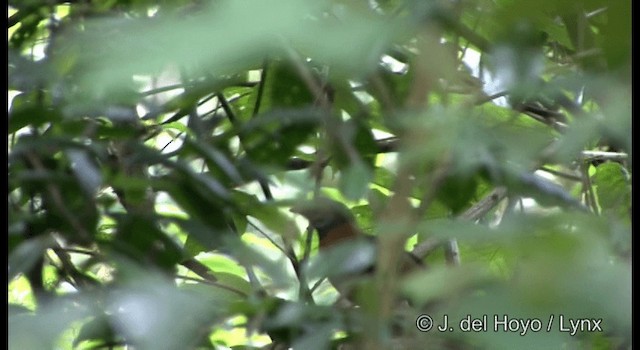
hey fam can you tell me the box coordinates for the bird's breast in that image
[318,222,360,249]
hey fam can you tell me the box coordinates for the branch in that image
[252,60,269,118]
[24,152,92,242]
[180,259,219,283]
[580,151,628,162]
[217,91,273,200]
[285,137,619,172]
[458,186,508,221]
[538,166,582,182]
[580,162,599,215]
[411,187,508,260]
[175,274,248,297]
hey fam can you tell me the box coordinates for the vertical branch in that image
[248,61,274,200]
[360,21,450,349]
[581,162,599,214]
[295,226,315,303]
[368,167,416,350]
[216,91,273,201]
[252,60,269,118]
[413,157,461,266]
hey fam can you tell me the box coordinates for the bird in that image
[290,198,424,299]
[290,198,360,250]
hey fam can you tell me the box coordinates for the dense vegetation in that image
[8,0,630,349]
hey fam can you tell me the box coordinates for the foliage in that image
[8,0,631,349]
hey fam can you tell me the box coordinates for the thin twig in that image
[141,83,189,96]
[282,46,331,109]
[580,151,628,162]
[458,186,508,221]
[369,72,397,113]
[283,44,362,181]
[245,267,263,295]
[474,91,509,105]
[412,155,458,265]
[411,187,508,260]
[175,274,248,297]
[309,276,326,294]
[58,247,99,256]
[301,226,314,267]
[520,109,568,133]
[24,152,92,242]
[247,217,310,300]
[415,157,453,217]
[443,240,461,266]
[247,218,309,300]
[539,166,582,182]
[180,258,218,282]
[217,91,273,200]
[252,60,269,118]
[216,92,239,125]
[47,250,80,290]
[246,220,290,259]
[297,226,316,301]
[580,162,599,215]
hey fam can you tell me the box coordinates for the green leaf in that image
[197,253,247,278]
[8,92,62,134]
[8,235,56,282]
[262,61,315,110]
[600,0,631,69]
[112,214,183,270]
[67,149,103,197]
[435,173,480,215]
[182,137,244,186]
[106,266,236,350]
[9,11,45,49]
[8,304,33,316]
[180,218,228,256]
[73,315,117,347]
[371,64,413,107]
[305,238,375,282]
[61,0,400,99]
[402,263,495,306]
[339,161,373,201]
[240,108,322,167]
[332,117,378,168]
[244,202,299,242]
[592,162,631,220]
[9,294,94,350]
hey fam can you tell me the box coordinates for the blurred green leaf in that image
[112,214,183,270]
[305,238,375,282]
[73,314,118,348]
[183,137,244,186]
[262,61,315,110]
[67,149,103,197]
[402,263,496,306]
[8,304,33,316]
[339,161,373,201]
[106,265,237,350]
[9,10,45,49]
[600,0,631,69]
[60,0,401,99]
[7,0,631,348]
[9,294,94,350]
[8,235,56,282]
[592,162,631,220]
[8,93,61,133]
[243,201,299,242]
[240,108,322,167]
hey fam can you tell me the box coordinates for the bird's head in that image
[290,198,354,238]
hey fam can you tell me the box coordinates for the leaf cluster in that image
[8,0,630,349]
